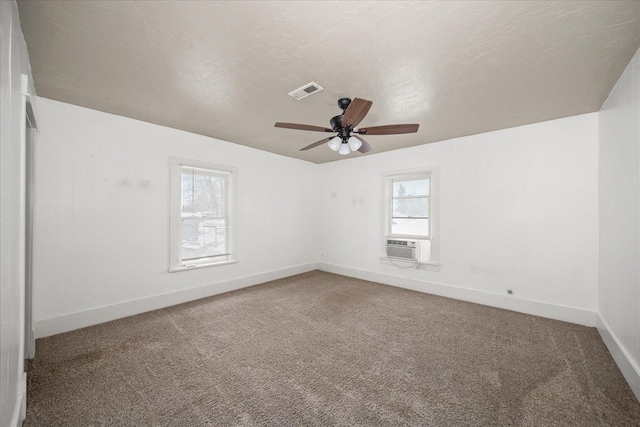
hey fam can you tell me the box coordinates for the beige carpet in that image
[25,271,640,426]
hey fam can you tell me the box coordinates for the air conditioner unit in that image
[386,239,417,261]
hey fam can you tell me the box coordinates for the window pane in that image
[181,218,227,260]
[391,218,429,237]
[393,179,429,197]
[181,171,225,216]
[181,173,193,214]
[393,198,428,218]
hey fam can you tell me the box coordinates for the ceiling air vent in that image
[288,82,323,100]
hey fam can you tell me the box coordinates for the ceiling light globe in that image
[348,136,362,151]
[328,136,342,151]
[338,143,350,155]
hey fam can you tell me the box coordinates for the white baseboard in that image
[33,263,639,405]
[35,263,317,338]
[597,314,640,402]
[36,261,596,336]
[317,262,596,327]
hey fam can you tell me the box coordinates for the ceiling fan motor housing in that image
[330,116,353,143]
[332,98,353,140]
[330,115,344,131]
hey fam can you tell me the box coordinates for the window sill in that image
[379,256,440,272]
[169,259,238,273]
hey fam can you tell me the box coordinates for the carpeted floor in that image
[25,271,640,426]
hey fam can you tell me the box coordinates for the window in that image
[382,167,440,267]
[170,158,237,271]
[389,174,430,238]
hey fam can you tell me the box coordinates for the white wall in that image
[0,2,34,426]
[318,113,599,326]
[32,98,318,337]
[33,100,601,336]
[598,47,640,401]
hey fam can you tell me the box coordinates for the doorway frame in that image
[20,73,38,360]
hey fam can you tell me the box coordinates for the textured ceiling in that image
[17,1,640,163]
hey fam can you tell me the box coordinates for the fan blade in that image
[275,122,333,133]
[359,124,419,135]
[353,136,372,153]
[300,137,332,151]
[342,98,372,128]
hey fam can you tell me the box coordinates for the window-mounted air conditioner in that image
[385,239,417,261]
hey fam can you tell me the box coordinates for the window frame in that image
[381,166,440,268]
[169,157,238,272]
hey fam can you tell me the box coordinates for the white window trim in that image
[169,157,238,273]
[380,166,440,270]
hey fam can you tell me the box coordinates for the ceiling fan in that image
[275,98,419,155]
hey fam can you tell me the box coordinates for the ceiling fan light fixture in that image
[347,136,362,151]
[328,136,342,151]
[338,143,351,155]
